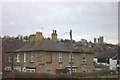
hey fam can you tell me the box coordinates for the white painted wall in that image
[93,58,97,63]
[109,58,117,70]
[94,58,118,70]
[94,58,109,66]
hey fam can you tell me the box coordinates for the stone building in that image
[94,36,104,44]
[3,39,28,78]
[4,30,94,74]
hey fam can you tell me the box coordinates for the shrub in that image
[72,72,89,77]
[96,70,114,76]
[14,71,71,78]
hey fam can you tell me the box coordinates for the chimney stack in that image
[99,36,104,44]
[94,38,96,44]
[29,35,36,42]
[36,32,42,44]
[51,30,57,43]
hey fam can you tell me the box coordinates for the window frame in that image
[58,53,62,63]
[68,68,77,74]
[8,54,11,63]
[82,56,87,65]
[17,53,20,62]
[24,53,26,63]
[46,69,51,74]
[26,69,35,72]
[30,52,34,63]
[69,53,74,63]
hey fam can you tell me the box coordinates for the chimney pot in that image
[55,30,56,34]
[53,30,54,33]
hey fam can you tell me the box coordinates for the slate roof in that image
[15,39,93,54]
[94,52,117,58]
[5,40,28,53]
[112,54,120,60]
[16,39,71,52]
[5,39,93,54]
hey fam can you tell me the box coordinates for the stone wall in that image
[13,52,94,74]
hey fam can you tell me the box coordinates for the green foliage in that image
[14,71,71,78]
[72,72,97,77]
[14,70,116,78]
[73,70,116,77]
[96,70,115,76]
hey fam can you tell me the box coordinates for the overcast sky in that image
[2,2,118,44]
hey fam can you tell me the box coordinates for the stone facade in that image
[13,51,94,74]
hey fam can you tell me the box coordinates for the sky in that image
[2,2,118,44]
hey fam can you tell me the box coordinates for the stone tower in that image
[99,36,104,44]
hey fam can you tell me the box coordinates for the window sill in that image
[46,62,52,64]
[39,63,45,66]
[58,62,63,64]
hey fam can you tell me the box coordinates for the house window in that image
[117,60,120,64]
[46,69,51,74]
[5,67,11,71]
[69,53,74,63]
[98,58,106,63]
[83,71,86,72]
[72,69,77,73]
[30,52,34,62]
[82,56,86,65]
[59,53,62,63]
[26,69,35,72]
[68,69,76,74]
[17,53,20,62]
[8,54,11,62]
[24,53,26,63]
[14,66,21,72]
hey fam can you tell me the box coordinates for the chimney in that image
[99,36,104,44]
[29,35,36,42]
[36,32,42,44]
[98,38,100,44]
[94,38,96,44]
[51,30,57,43]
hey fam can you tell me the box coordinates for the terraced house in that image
[4,30,94,74]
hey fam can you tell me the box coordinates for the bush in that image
[14,71,71,78]
[73,72,89,77]
[72,70,116,77]
[14,70,116,78]
[96,70,115,76]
